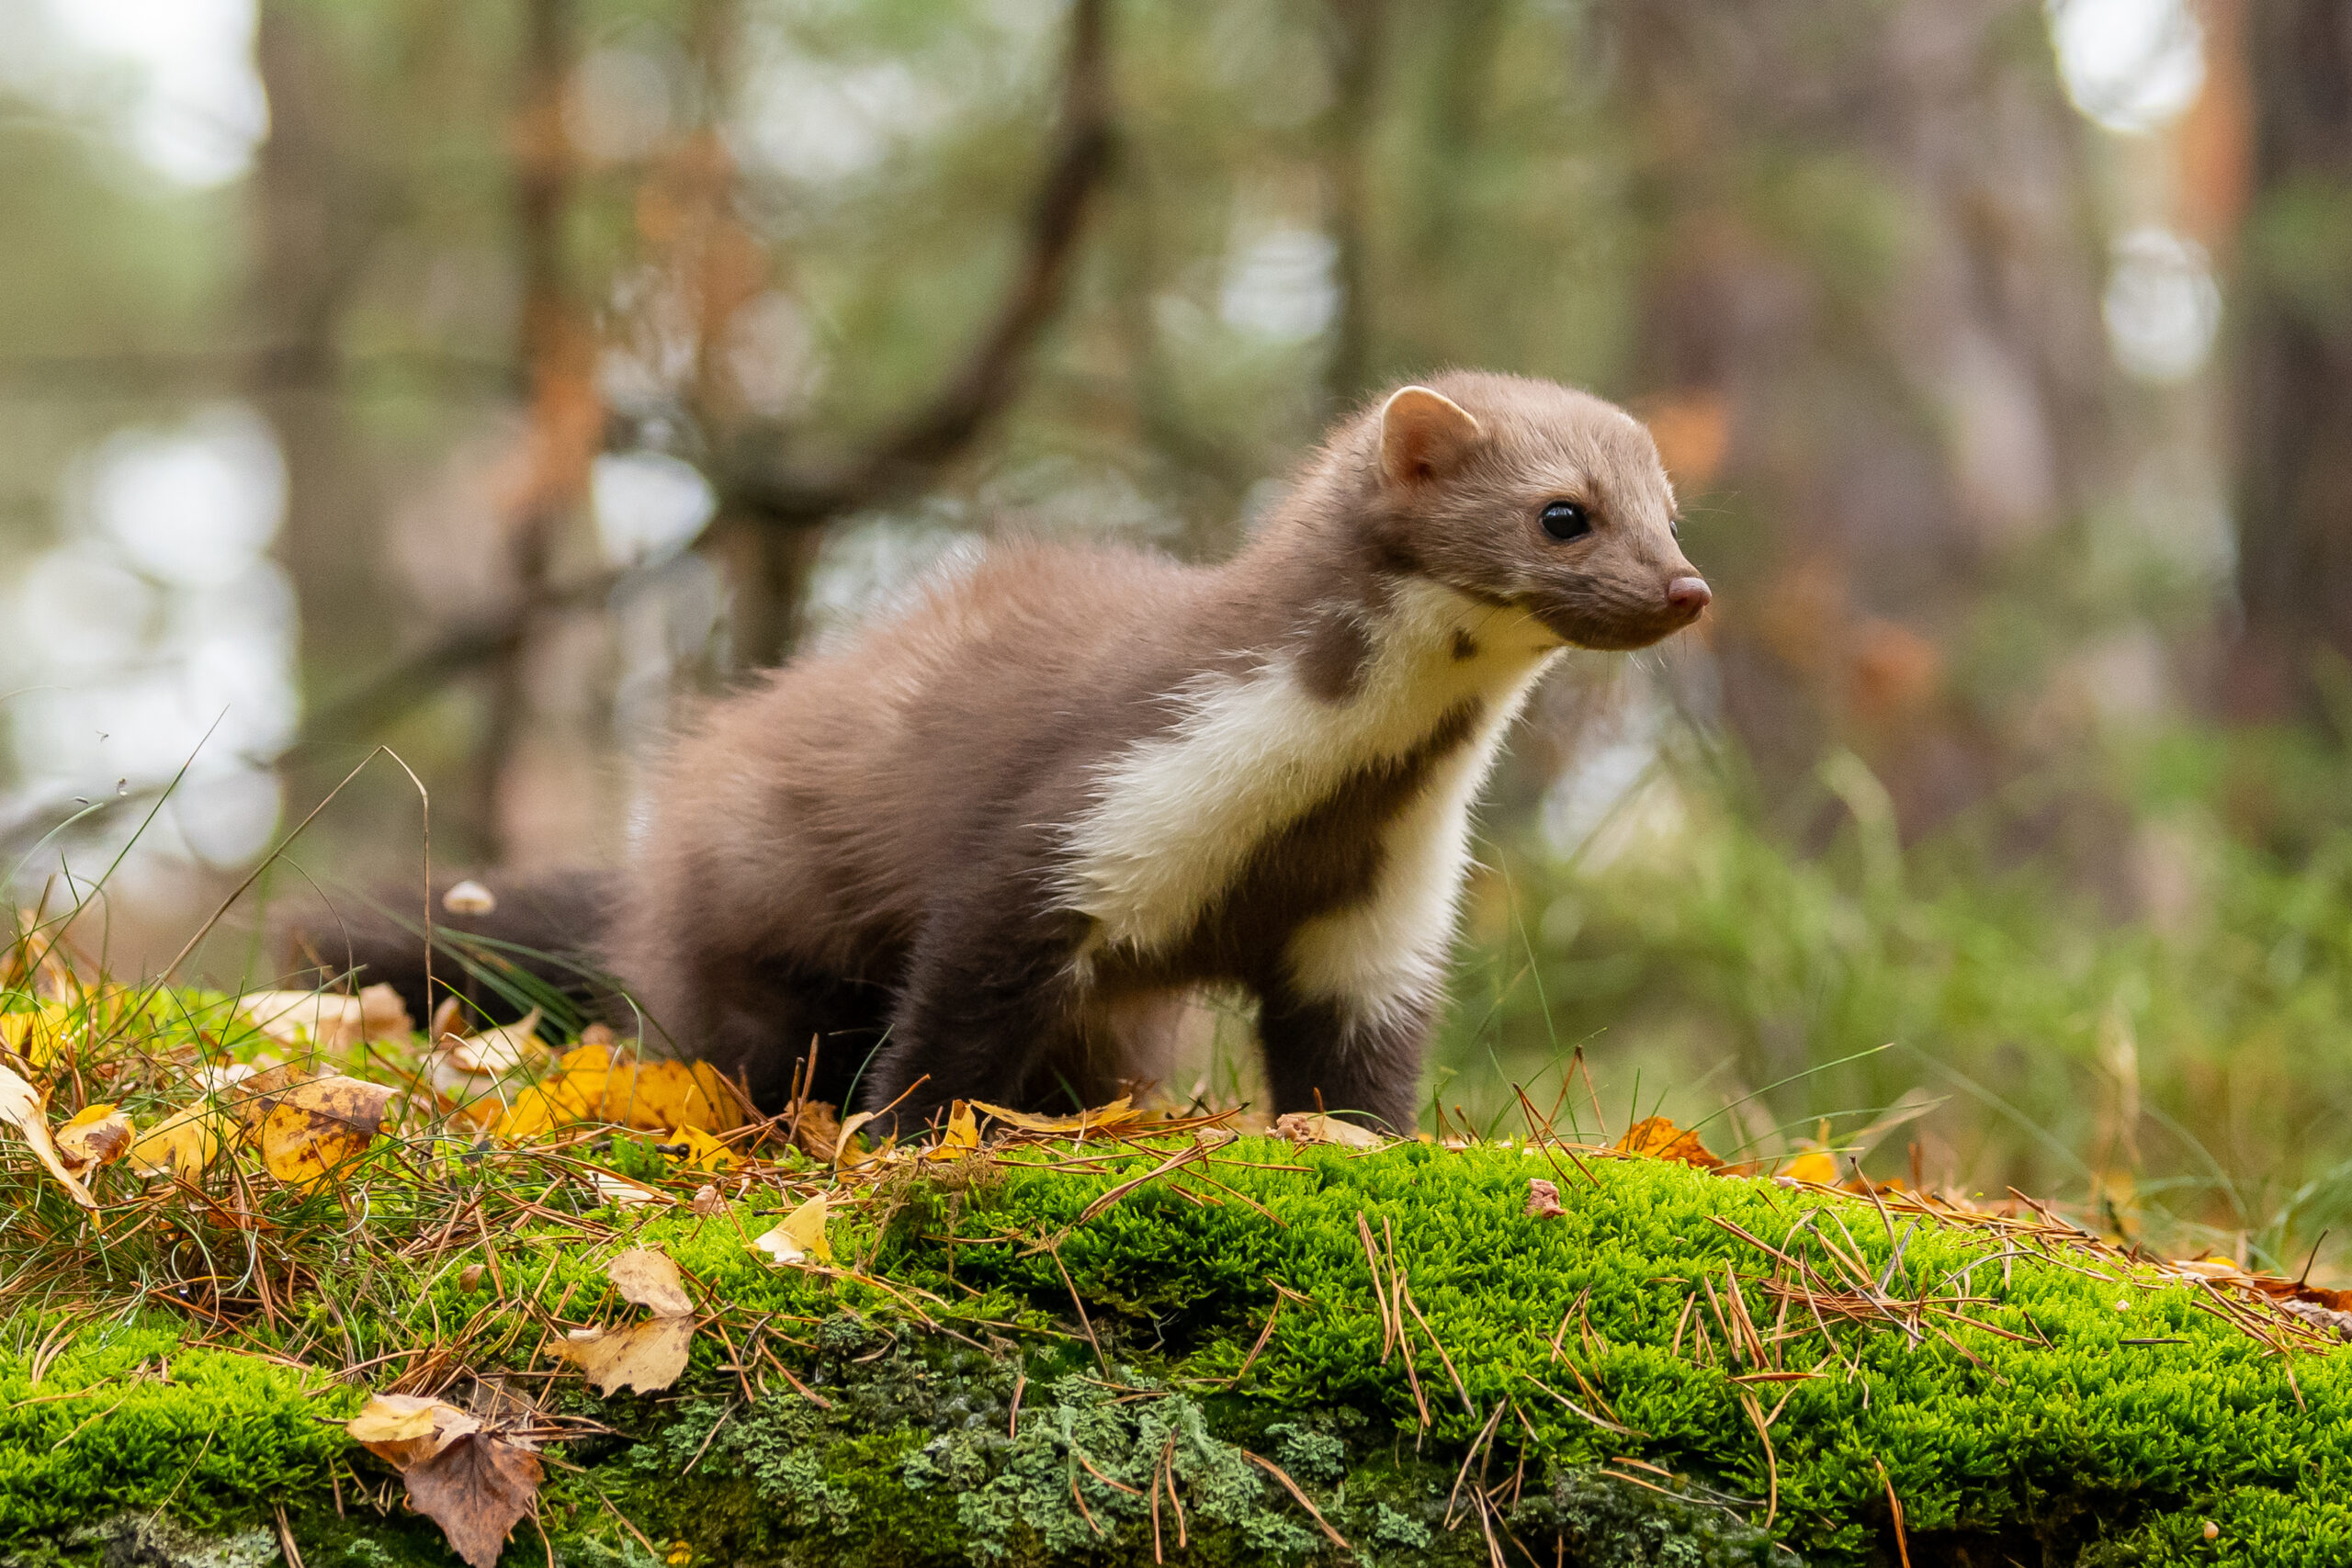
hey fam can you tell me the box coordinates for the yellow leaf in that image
[751,1193,831,1266]
[0,1005,77,1067]
[1614,1116,1725,1172]
[257,1074,394,1188]
[605,1247,694,1317]
[490,1043,745,1142]
[831,1111,876,1168]
[347,1394,476,1464]
[1780,1149,1839,1185]
[661,1124,737,1172]
[129,1103,222,1180]
[554,1316,695,1395]
[54,1102,132,1179]
[0,1061,93,1208]
[969,1095,1141,1135]
[610,1058,743,1134]
[925,1100,979,1160]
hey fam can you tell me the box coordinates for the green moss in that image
[9,1143,2352,1563]
[0,1319,354,1540]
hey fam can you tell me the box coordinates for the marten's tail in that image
[279,869,618,1034]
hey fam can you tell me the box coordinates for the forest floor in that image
[2,956,2350,1568]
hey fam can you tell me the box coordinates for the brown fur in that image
[601,371,1707,1132]
[296,373,1704,1134]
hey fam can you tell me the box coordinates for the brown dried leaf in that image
[347,1394,539,1568]
[783,1100,842,1162]
[258,1075,394,1188]
[1271,1111,1386,1149]
[555,1315,695,1394]
[1525,1178,1566,1218]
[1614,1116,1724,1172]
[54,1102,132,1179]
[605,1247,693,1317]
[0,1062,93,1207]
[403,1431,543,1568]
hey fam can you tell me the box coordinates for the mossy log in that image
[5,1145,2346,1566]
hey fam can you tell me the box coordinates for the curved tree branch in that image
[722,0,1114,525]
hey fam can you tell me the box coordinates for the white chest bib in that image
[1061,581,1558,1013]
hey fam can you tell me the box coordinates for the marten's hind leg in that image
[633,949,896,1115]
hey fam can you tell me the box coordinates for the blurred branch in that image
[718,0,1114,528]
[0,347,522,398]
[0,0,1118,856]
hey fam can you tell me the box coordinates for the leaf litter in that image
[8,912,2350,1568]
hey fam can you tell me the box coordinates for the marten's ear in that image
[1379,386,1484,487]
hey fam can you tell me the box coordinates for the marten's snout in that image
[1665,575,1713,621]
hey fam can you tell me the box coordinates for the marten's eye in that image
[1670,516,1682,540]
[1540,501,1591,541]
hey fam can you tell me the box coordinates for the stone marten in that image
[309,372,1710,1135]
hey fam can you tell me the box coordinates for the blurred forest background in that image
[6,0,2352,1266]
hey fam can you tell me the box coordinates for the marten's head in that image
[1359,371,1709,652]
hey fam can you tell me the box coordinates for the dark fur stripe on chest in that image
[1159,699,1487,984]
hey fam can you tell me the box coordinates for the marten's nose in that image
[1666,575,1713,617]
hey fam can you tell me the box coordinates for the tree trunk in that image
[1609,0,2113,832]
[2230,0,2352,720]
[252,4,381,811]
[471,0,593,862]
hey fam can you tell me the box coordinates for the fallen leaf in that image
[660,1124,737,1172]
[348,1394,480,1467]
[969,1095,1144,1135]
[54,1103,132,1179]
[492,1043,745,1141]
[235,985,413,1049]
[832,1111,877,1168]
[128,1103,223,1180]
[781,1100,842,1162]
[0,1005,77,1067]
[0,1062,93,1207]
[1525,1178,1566,1218]
[1272,1111,1386,1149]
[226,1063,319,1138]
[589,1170,667,1208]
[410,1433,542,1568]
[556,1315,695,1395]
[752,1193,832,1266]
[194,1061,257,1096]
[257,1075,395,1188]
[605,1247,694,1317]
[925,1100,980,1159]
[346,1393,542,1568]
[1614,1116,1724,1172]
[1780,1149,1839,1185]
[436,1009,544,1074]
